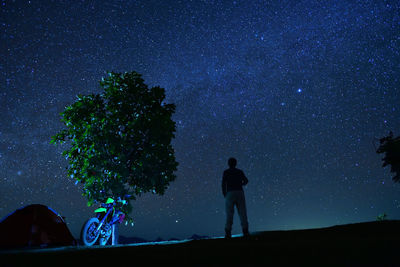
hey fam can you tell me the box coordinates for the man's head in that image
[228,157,237,168]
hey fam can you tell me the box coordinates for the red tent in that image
[0,204,77,248]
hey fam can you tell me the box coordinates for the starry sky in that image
[1,0,400,241]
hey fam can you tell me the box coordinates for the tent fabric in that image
[0,204,77,248]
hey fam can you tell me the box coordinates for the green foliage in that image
[51,71,178,217]
[376,132,400,182]
[377,213,387,221]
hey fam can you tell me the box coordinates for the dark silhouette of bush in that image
[376,132,400,182]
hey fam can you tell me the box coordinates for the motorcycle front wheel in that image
[81,217,100,246]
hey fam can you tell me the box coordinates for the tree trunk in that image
[112,223,119,245]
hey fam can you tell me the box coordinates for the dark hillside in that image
[2,221,400,266]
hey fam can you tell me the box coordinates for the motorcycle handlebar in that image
[100,195,130,207]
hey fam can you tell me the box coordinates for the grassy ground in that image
[2,220,400,266]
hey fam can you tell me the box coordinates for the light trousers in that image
[225,190,249,231]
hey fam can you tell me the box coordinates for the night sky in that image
[1,0,400,241]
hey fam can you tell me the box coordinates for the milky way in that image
[1,0,400,240]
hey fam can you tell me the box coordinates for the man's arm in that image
[241,171,248,186]
[222,172,227,197]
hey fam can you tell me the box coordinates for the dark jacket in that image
[222,167,248,197]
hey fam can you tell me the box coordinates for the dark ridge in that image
[189,234,210,240]
[2,220,400,266]
[118,236,148,244]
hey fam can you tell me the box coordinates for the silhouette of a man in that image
[222,157,249,238]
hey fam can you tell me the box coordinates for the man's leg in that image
[236,191,249,236]
[225,192,235,238]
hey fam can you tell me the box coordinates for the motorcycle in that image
[81,197,129,246]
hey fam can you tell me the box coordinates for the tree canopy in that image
[51,71,178,215]
[376,131,400,182]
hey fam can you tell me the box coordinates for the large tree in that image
[376,131,400,182]
[51,71,178,216]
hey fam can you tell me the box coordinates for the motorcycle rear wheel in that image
[81,217,100,246]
